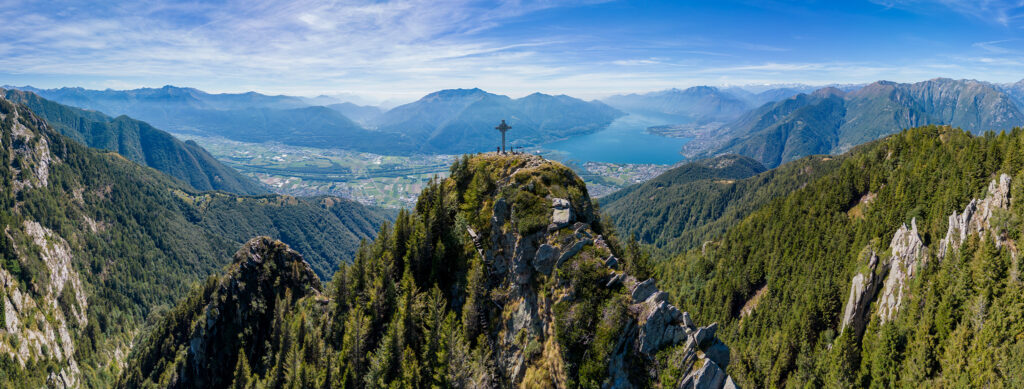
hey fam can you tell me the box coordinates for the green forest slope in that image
[0,97,387,387]
[659,125,1024,387]
[602,154,840,252]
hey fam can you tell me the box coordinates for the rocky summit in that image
[118,153,738,388]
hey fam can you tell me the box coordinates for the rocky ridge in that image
[841,174,1014,332]
[119,153,736,388]
[877,218,926,323]
[938,173,1012,258]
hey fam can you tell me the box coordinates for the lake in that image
[541,114,691,165]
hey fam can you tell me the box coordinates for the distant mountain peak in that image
[422,87,489,99]
[812,86,846,98]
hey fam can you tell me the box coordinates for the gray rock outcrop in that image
[0,221,86,389]
[878,218,925,323]
[938,174,1012,258]
[840,250,887,338]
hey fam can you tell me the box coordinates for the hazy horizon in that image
[2,0,1023,102]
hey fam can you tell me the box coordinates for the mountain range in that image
[372,88,623,153]
[603,86,753,123]
[1,88,267,194]
[13,85,624,155]
[702,78,1024,167]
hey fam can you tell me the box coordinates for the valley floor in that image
[180,133,681,207]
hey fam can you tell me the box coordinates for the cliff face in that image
[1,94,87,388]
[122,153,738,388]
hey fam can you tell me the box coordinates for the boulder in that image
[605,255,619,269]
[605,272,627,288]
[681,311,695,329]
[636,299,687,356]
[631,278,659,303]
[555,238,592,268]
[679,359,726,389]
[549,197,573,230]
[722,376,740,389]
[694,323,718,349]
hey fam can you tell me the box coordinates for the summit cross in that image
[495,119,511,153]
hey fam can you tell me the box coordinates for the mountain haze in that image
[17,85,625,155]
[372,88,624,153]
[326,102,383,126]
[603,86,752,123]
[999,79,1024,109]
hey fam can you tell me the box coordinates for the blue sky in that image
[0,0,1022,102]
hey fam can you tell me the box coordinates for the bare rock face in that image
[1,97,56,194]
[549,197,574,231]
[841,250,887,338]
[0,220,87,389]
[636,295,686,356]
[878,218,925,323]
[631,278,660,303]
[939,174,1012,258]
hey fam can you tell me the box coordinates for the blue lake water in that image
[541,114,691,165]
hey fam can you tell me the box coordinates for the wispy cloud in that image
[0,0,611,98]
[871,0,1024,26]
[973,39,1021,53]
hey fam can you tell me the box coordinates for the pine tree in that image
[462,255,487,342]
[341,301,370,384]
[232,349,253,389]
